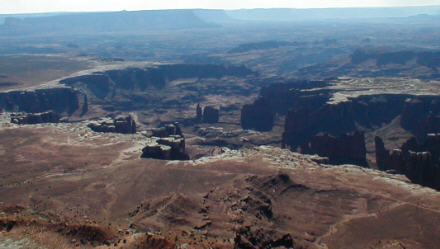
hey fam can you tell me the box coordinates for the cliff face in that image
[0,88,80,115]
[282,94,409,149]
[301,131,367,167]
[375,135,440,190]
[401,97,440,140]
[240,81,328,132]
[60,64,254,101]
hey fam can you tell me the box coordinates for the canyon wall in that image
[0,87,81,115]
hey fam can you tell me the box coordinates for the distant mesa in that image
[295,48,440,80]
[0,10,217,35]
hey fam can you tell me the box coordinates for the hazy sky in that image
[1,0,440,14]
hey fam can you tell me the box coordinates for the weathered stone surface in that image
[202,106,219,123]
[301,131,367,167]
[375,134,440,190]
[88,115,136,134]
[10,111,61,124]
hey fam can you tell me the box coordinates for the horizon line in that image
[2,5,440,15]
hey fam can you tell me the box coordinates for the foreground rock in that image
[300,131,368,167]
[375,134,440,190]
[10,111,61,124]
[88,115,136,134]
[2,124,440,249]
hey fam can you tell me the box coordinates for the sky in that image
[1,0,440,14]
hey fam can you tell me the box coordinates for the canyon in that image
[1,7,440,249]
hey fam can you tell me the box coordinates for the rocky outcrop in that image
[141,144,172,160]
[141,137,189,161]
[375,134,440,190]
[300,131,367,167]
[88,115,136,134]
[151,123,182,138]
[202,106,219,123]
[142,124,189,160]
[10,111,61,124]
[0,87,81,114]
[196,104,202,122]
[156,136,189,160]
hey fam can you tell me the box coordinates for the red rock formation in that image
[375,134,440,190]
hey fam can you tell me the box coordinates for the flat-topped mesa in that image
[300,131,368,167]
[10,111,62,124]
[60,64,255,101]
[375,134,440,190]
[88,115,136,134]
